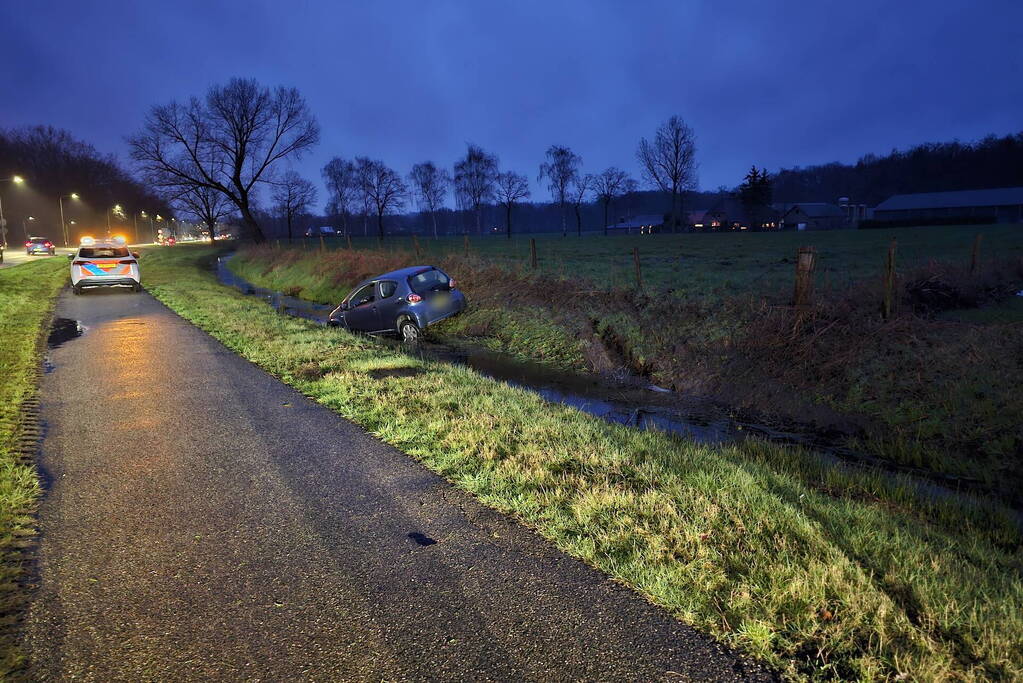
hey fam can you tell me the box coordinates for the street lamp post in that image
[106,204,124,238]
[59,192,80,248]
[0,175,26,253]
[23,215,36,241]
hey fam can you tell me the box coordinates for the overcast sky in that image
[2,0,1021,209]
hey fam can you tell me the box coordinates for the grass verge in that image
[0,259,68,674]
[145,245,1022,681]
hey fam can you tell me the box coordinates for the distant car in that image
[305,226,337,238]
[69,237,141,294]
[26,237,56,255]
[166,236,176,246]
[328,265,466,342]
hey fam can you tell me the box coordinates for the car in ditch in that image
[68,236,142,294]
[328,265,465,342]
[26,236,56,255]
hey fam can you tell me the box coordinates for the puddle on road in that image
[47,318,84,348]
[214,255,1017,515]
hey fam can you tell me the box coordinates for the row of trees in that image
[317,115,698,241]
[0,125,170,242]
[128,76,700,242]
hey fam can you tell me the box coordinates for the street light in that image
[23,215,36,241]
[0,175,26,251]
[59,192,81,248]
[106,204,125,237]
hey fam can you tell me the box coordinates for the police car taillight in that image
[118,259,136,264]
[73,260,90,266]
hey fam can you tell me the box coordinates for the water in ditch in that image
[214,255,1016,517]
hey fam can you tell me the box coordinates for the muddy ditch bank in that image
[213,255,1018,516]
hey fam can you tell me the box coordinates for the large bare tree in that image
[592,167,632,235]
[568,173,593,237]
[321,157,357,235]
[538,145,581,237]
[408,161,451,238]
[272,171,317,242]
[636,115,697,232]
[129,77,319,242]
[494,171,530,239]
[453,144,498,235]
[360,159,407,241]
[172,181,233,241]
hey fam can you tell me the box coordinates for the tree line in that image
[128,77,700,242]
[0,125,169,244]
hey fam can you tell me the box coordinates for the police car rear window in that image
[79,247,129,258]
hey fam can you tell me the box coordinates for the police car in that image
[69,236,142,294]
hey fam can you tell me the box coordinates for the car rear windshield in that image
[408,268,450,294]
[30,238,49,244]
[79,247,129,258]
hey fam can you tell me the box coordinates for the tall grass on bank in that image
[144,246,1023,681]
[0,259,68,674]
[228,238,1023,502]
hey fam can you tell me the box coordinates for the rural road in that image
[25,289,772,681]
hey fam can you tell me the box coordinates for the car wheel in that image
[72,285,82,296]
[398,318,421,344]
[133,283,143,293]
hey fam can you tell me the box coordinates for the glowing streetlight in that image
[59,192,82,247]
[106,204,126,237]
[0,175,26,250]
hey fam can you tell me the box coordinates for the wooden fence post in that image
[882,239,897,320]
[970,233,983,274]
[463,234,469,257]
[793,246,816,309]
[318,233,325,252]
[633,246,643,290]
[346,234,353,250]
[529,238,537,269]
[275,239,280,251]
[413,234,421,260]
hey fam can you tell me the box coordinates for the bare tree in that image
[453,144,498,235]
[636,115,697,232]
[494,171,530,239]
[408,161,451,238]
[360,159,407,241]
[172,182,233,242]
[272,171,317,242]
[592,167,632,235]
[568,173,593,237]
[538,145,581,237]
[354,156,374,236]
[129,78,319,243]
[321,157,357,235]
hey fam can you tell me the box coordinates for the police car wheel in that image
[72,285,82,296]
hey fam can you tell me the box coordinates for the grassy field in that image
[146,245,1023,681]
[230,225,1023,500]
[0,258,68,674]
[311,223,1023,297]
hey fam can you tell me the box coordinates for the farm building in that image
[873,187,1023,223]
[702,198,779,231]
[780,203,846,231]
[606,214,664,234]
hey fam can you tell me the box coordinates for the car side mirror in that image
[67,254,75,260]
[132,251,140,259]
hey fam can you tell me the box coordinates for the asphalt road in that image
[25,289,773,681]
[0,248,72,269]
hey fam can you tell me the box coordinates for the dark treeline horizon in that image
[4,121,1022,243]
[0,125,170,245]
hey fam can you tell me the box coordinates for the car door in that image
[374,280,400,331]
[342,283,381,332]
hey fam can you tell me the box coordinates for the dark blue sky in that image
[3,0,1021,209]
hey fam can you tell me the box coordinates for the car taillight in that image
[73,260,90,266]
[118,259,136,264]
[407,293,423,303]
[25,242,31,247]
[44,242,52,247]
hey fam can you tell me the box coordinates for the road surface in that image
[25,289,772,681]
[0,248,72,269]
